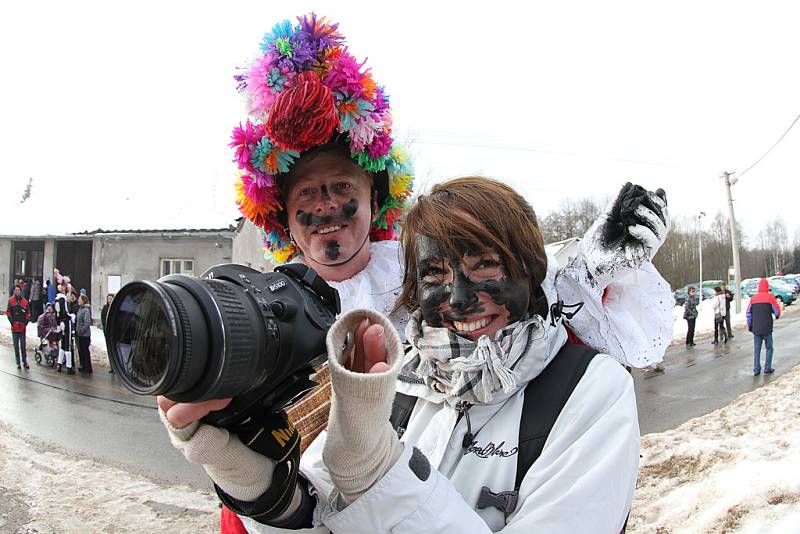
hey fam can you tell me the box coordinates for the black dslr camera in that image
[105,263,340,429]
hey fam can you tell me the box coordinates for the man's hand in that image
[157,397,232,429]
[348,319,390,374]
[582,182,669,286]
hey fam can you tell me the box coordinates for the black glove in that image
[582,183,670,286]
[599,182,668,249]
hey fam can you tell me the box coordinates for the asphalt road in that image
[634,305,800,434]
[0,307,796,488]
[0,348,211,491]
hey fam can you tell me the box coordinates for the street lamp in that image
[697,211,706,301]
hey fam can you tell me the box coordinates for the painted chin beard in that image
[295,198,366,265]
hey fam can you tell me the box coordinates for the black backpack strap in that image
[515,342,598,491]
[390,392,417,438]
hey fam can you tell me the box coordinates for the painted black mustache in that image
[295,199,359,228]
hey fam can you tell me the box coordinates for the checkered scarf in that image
[400,309,546,404]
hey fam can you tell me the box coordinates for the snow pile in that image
[0,421,218,533]
[629,365,800,533]
[671,296,752,343]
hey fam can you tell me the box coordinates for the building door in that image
[55,240,93,299]
[11,240,45,287]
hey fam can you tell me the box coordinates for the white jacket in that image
[712,294,727,317]
[241,257,640,533]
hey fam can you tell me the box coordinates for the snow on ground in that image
[0,421,219,533]
[629,363,800,533]
[2,308,799,532]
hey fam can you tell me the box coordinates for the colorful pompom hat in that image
[231,13,415,264]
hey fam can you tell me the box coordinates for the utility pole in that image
[697,212,706,301]
[721,171,743,313]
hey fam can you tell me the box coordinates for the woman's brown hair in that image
[397,176,548,316]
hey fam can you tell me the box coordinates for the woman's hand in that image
[349,319,390,374]
[157,396,232,429]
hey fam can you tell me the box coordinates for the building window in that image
[14,251,27,276]
[161,259,194,277]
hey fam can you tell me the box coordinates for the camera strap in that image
[276,263,341,315]
[216,410,308,524]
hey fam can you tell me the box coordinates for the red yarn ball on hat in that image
[266,71,339,153]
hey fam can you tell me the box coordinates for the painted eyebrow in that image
[418,257,443,269]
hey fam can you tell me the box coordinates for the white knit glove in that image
[158,408,274,502]
[323,308,406,506]
[581,183,669,288]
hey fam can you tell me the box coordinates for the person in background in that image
[683,286,698,346]
[75,294,93,374]
[711,286,728,345]
[746,278,780,376]
[101,293,115,374]
[22,279,31,301]
[6,285,30,369]
[29,278,42,322]
[46,279,56,304]
[54,285,75,375]
[720,282,734,339]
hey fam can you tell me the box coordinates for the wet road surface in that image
[634,306,800,434]
[0,350,211,490]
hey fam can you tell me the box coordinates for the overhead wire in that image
[736,112,800,179]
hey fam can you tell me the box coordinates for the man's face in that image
[285,151,375,266]
[14,287,21,299]
[415,235,530,341]
[688,288,695,297]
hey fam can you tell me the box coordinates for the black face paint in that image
[415,236,530,329]
[325,240,340,260]
[296,198,365,266]
[342,198,358,218]
[294,198,360,228]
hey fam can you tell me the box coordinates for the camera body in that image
[106,263,340,429]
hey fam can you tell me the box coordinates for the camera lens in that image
[111,285,174,390]
[108,280,210,396]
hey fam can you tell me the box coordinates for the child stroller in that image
[35,325,60,367]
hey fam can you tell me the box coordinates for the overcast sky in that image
[2,1,798,245]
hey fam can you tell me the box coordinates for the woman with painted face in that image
[161,178,640,533]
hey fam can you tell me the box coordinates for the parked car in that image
[673,284,715,306]
[741,278,795,305]
[769,276,800,295]
[701,279,725,290]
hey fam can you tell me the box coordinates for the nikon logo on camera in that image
[272,420,296,447]
[268,280,287,292]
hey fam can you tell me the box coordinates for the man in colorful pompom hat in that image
[231,13,414,283]
[221,14,415,533]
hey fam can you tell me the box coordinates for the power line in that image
[737,112,800,179]
[403,134,676,168]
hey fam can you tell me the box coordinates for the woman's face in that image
[107,295,114,304]
[414,235,530,341]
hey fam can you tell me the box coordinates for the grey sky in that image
[2,1,798,244]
